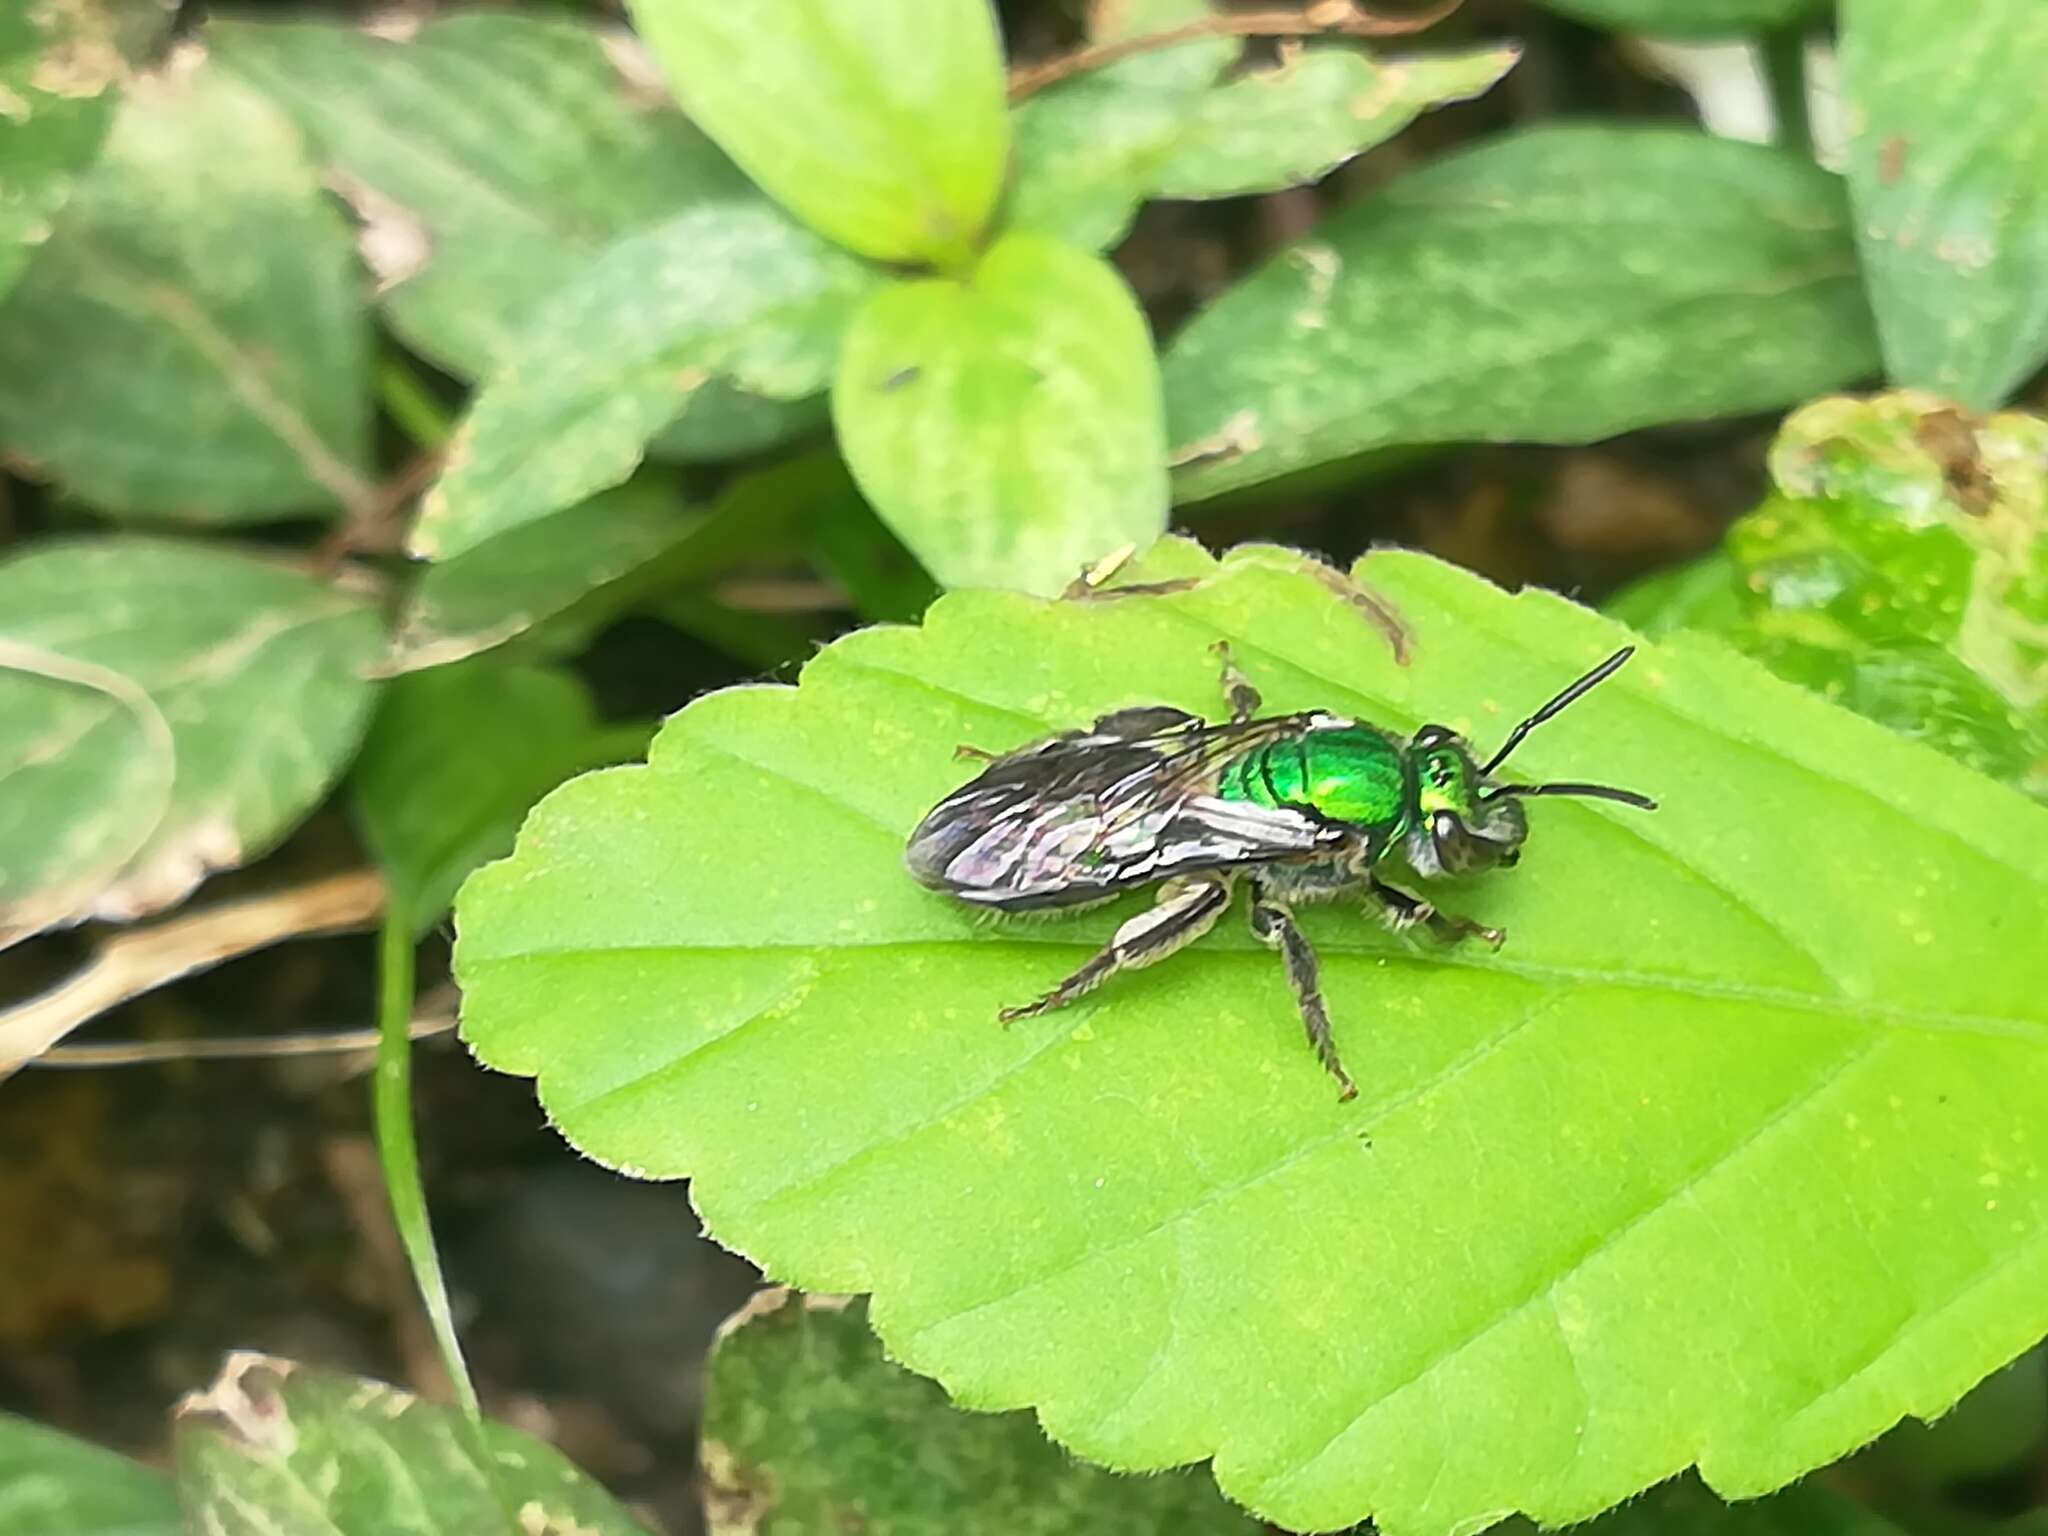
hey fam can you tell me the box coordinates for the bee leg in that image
[1210,640,1262,722]
[998,875,1230,1024]
[1367,876,1505,949]
[1247,882,1357,1101]
[953,743,999,762]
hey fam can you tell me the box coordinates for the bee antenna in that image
[1484,780,1657,812]
[1480,646,1636,775]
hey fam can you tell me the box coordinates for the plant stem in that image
[377,351,455,451]
[1762,27,1812,158]
[372,905,482,1427]
[1005,0,1462,101]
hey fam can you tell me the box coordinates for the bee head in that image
[1403,648,1656,880]
[1404,726,1528,877]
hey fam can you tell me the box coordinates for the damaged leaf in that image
[413,204,875,562]
[1610,391,2048,801]
[1163,125,1879,502]
[175,1352,652,1535]
[456,538,2048,1535]
[0,537,382,943]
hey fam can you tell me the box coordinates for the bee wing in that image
[907,714,1343,909]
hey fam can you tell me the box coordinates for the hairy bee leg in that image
[1367,876,1505,949]
[1298,556,1412,666]
[998,876,1231,1025]
[1210,640,1262,722]
[954,743,998,762]
[1247,883,1357,1101]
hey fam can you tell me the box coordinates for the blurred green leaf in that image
[0,1413,180,1536]
[1612,392,2048,801]
[1010,44,1517,251]
[1530,0,1824,32]
[1163,126,1879,503]
[0,61,372,520]
[1149,46,1519,199]
[212,13,747,372]
[0,537,382,944]
[175,1353,652,1535]
[389,476,696,673]
[393,455,860,673]
[833,232,1167,594]
[0,0,125,300]
[623,0,1007,268]
[457,538,2048,1536]
[702,1291,1260,1536]
[353,659,647,931]
[413,205,876,562]
[1840,0,2048,408]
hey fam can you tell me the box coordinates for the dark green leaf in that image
[1840,0,2048,408]
[1530,0,1825,33]
[353,660,646,931]
[0,61,373,520]
[0,1413,180,1536]
[413,205,876,562]
[832,232,1167,594]
[702,1291,1260,1536]
[174,1353,653,1535]
[1608,391,2048,801]
[456,538,2048,1535]
[622,0,1007,268]
[0,537,383,943]
[1163,126,1879,502]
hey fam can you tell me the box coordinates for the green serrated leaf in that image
[833,232,1167,594]
[174,1353,653,1535]
[413,204,876,562]
[0,537,382,946]
[1611,392,2048,802]
[1009,44,1517,251]
[354,659,646,932]
[1163,125,1880,503]
[0,60,372,520]
[456,538,2048,1536]
[0,1412,180,1536]
[702,1293,1905,1536]
[622,0,1007,269]
[1840,0,2048,408]
[703,1291,1262,1535]
[1530,0,1825,33]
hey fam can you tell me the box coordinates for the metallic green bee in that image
[906,645,1654,1099]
